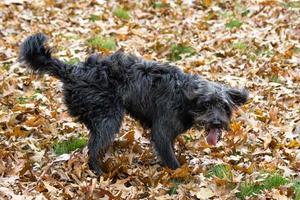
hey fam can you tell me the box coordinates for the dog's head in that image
[184,76,248,145]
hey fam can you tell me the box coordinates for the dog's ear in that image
[227,88,249,106]
[183,79,202,100]
[184,86,199,100]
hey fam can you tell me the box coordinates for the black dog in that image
[19,33,248,175]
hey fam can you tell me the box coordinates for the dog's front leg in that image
[151,121,180,170]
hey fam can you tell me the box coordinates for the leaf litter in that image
[0,0,299,199]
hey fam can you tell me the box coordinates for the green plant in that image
[153,2,168,8]
[62,34,80,40]
[113,7,130,20]
[238,182,262,199]
[270,75,281,83]
[294,47,300,53]
[168,179,182,195]
[207,164,232,181]
[17,93,40,104]
[89,14,100,22]
[35,88,42,94]
[237,174,288,199]
[262,49,275,57]
[293,180,300,200]
[86,36,116,51]
[66,57,80,65]
[16,97,29,104]
[263,174,288,189]
[168,185,178,195]
[250,54,256,61]
[53,137,87,155]
[168,44,196,61]
[225,18,242,29]
[232,42,247,50]
[241,9,250,17]
[183,135,194,142]
[281,1,300,8]
[2,61,12,71]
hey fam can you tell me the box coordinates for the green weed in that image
[225,18,242,29]
[2,61,12,71]
[66,57,80,65]
[237,174,288,199]
[183,135,194,142]
[270,75,281,83]
[168,44,196,61]
[62,34,80,40]
[168,185,178,195]
[207,164,233,181]
[250,54,256,61]
[17,94,39,104]
[35,88,42,94]
[293,180,300,200]
[219,11,234,18]
[294,47,300,53]
[86,36,116,51]
[168,179,182,195]
[262,49,275,57]
[232,42,247,50]
[263,174,288,189]
[16,97,29,104]
[281,1,300,8]
[254,47,275,58]
[241,9,250,17]
[53,137,87,155]
[113,7,130,20]
[153,2,168,8]
[89,14,100,22]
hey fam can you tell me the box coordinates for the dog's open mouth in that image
[206,128,222,146]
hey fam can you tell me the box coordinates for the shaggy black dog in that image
[19,33,248,175]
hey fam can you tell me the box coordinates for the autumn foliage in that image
[0,0,299,199]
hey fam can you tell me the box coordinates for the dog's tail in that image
[19,33,69,81]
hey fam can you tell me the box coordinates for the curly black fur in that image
[19,33,248,175]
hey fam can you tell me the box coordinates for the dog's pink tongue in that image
[206,129,219,146]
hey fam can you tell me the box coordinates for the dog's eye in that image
[224,104,231,116]
[200,102,210,109]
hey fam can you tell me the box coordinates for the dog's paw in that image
[164,160,180,170]
[88,161,103,176]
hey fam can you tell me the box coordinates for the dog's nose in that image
[212,119,222,127]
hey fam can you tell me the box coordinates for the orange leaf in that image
[269,107,278,122]
[170,164,190,179]
[9,126,30,137]
[203,0,212,7]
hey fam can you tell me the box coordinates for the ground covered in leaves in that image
[0,0,300,199]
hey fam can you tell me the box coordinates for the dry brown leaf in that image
[0,0,299,199]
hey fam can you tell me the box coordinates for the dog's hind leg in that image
[83,106,124,175]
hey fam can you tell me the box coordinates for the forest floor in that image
[0,0,299,199]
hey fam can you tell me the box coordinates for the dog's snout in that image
[211,118,222,127]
